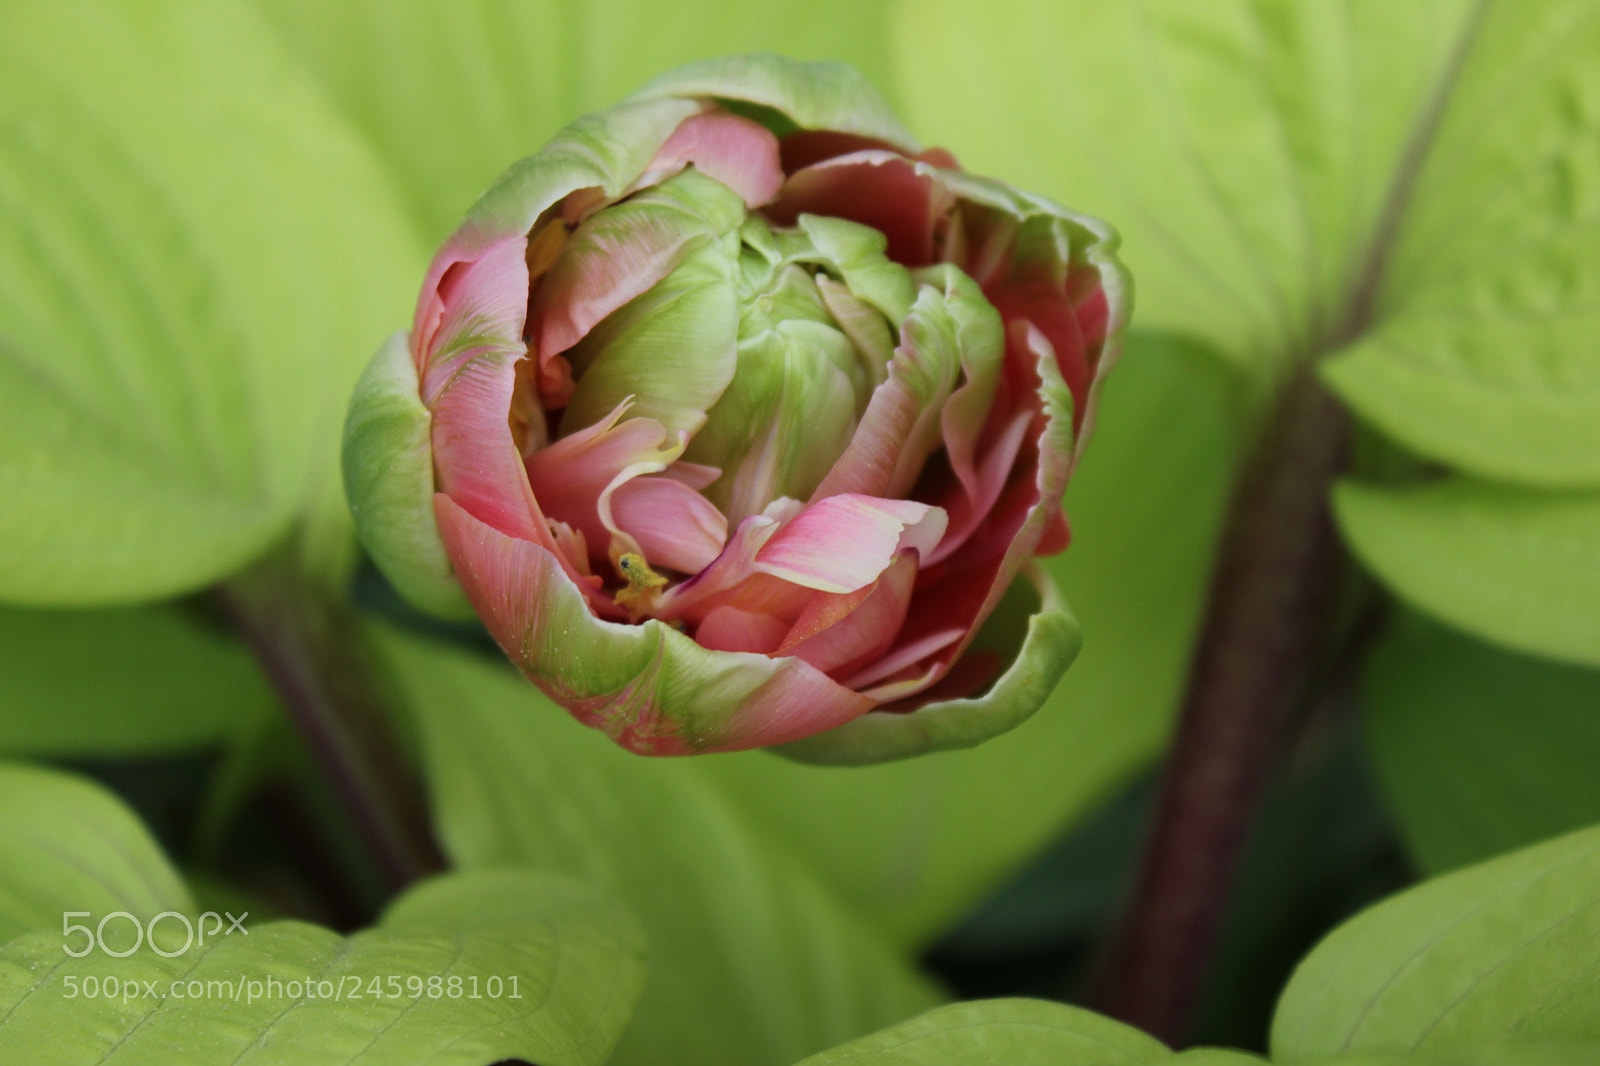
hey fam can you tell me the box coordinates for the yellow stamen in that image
[614,552,668,619]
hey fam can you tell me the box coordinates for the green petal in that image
[464,96,702,242]
[342,331,472,619]
[795,213,917,326]
[779,565,1082,765]
[686,319,862,521]
[561,229,741,441]
[626,53,918,150]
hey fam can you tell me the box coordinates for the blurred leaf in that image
[0,762,194,943]
[1271,823,1600,1059]
[1335,479,1600,667]
[378,626,941,1066]
[0,868,646,1066]
[0,0,424,605]
[792,999,1170,1065]
[1364,612,1600,874]
[258,0,899,241]
[700,332,1241,944]
[0,605,275,757]
[897,3,1600,480]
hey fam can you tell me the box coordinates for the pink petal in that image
[430,354,544,544]
[778,130,912,174]
[695,606,790,654]
[810,358,930,501]
[844,321,1075,702]
[656,499,804,619]
[766,150,956,267]
[609,474,729,574]
[755,494,947,594]
[646,110,784,208]
[844,628,967,693]
[415,234,530,397]
[524,401,685,565]
[779,550,918,677]
[927,407,1033,565]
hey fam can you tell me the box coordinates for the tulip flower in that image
[344,54,1129,762]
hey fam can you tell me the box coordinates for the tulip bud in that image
[344,54,1129,762]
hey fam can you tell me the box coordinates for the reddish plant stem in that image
[220,556,444,893]
[1093,364,1350,1044]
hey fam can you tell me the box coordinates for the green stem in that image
[220,553,444,893]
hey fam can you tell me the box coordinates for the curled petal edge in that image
[775,563,1081,765]
[435,492,878,754]
[625,52,920,153]
[342,331,474,620]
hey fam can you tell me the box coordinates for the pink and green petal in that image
[754,494,946,594]
[626,54,920,152]
[684,318,863,523]
[342,331,473,620]
[416,233,529,398]
[530,167,748,362]
[779,550,918,677]
[435,494,876,754]
[813,280,970,501]
[643,110,784,209]
[768,150,956,266]
[460,97,703,243]
[778,565,1081,765]
[560,233,741,441]
[655,499,802,619]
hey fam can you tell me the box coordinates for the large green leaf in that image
[896,3,1600,478]
[0,868,647,1065]
[0,763,194,944]
[378,627,942,1066]
[791,999,1170,1066]
[1363,613,1600,875]
[257,0,899,241]
[0,0,424,605]
[0,605,276,757]
[896,0,1600,669]
[700,333,1242,944]
[1335,479,1600,668]
[1272,823,1600,1060]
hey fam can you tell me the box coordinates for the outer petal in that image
[778,565,1080,764]
[435,494,875,753]
[625,53,920,152]
[342,331,472,619]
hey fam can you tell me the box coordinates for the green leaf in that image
[0,0,424,605]
[1271,823,1600,1060]
[377,626,942,1066]
[0,605,275,757]
[895,1,1600,487]
[258,0,901,240]
[0,763,194,944]
[1274,1047,1600,1066]
[1363,613,1600,874]
[1335,478,1600,667]
[699,332,1242,943]
[0,868,647,1066]
[792,999,1170,1065]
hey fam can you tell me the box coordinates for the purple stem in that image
[220,557,444,893]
